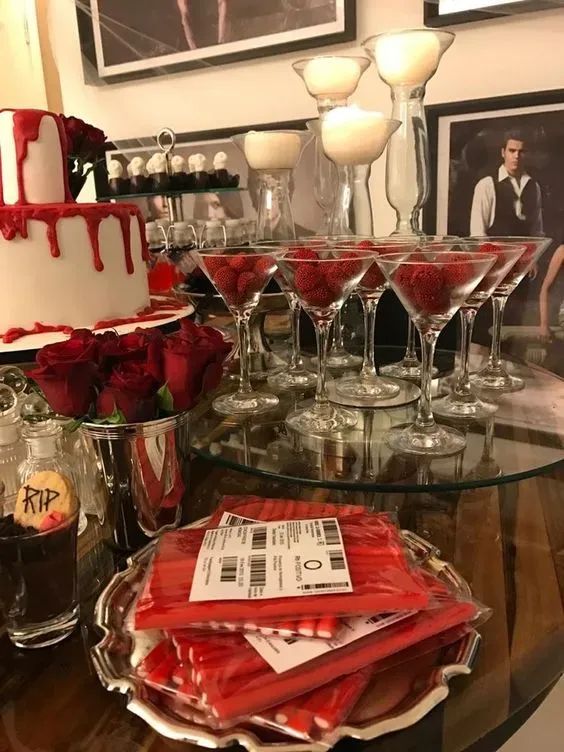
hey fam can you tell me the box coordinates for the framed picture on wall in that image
[424,0,557,27]
[94,119,324,236]
[76,0,356,84]
[424,89,564,376]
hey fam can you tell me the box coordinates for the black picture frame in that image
[76,0,356,86]
[423,87,564,235]
[424,0,557,27]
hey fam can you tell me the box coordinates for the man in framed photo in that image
[470,130,544,237]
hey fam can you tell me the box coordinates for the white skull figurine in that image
[193,153,207,173]
[145,155,156,175]
[213,151,227,171]
[129,156,146,177]
[171,155,186,174]
[188,154,198,173]
[151,152,167,174]
[108,159,123,179]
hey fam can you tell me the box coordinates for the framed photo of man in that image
[76,0,356,84]
[425,89,564,377]
[424,0,558,27]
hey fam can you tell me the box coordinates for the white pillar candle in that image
[321,106,398,166]
[374,30,441,87]
[243,131,302,170]
[302,56,363,99]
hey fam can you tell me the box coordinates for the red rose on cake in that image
[60,114,107,162]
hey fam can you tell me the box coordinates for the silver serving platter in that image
[92,521,481,752]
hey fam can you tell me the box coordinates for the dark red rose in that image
[60,114,106,161]
[96,329,163,378]
[162,321,231,411]
[97,361,159,423]
[31,337,99,417]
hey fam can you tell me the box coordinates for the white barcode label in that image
[246,611,415,674]
[189,517,352,602]
[219,513,256,527]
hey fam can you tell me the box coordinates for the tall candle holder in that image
[306,119,337,235]
[294,55,371,369]
[232,130,312,241]
[364,30,454,381]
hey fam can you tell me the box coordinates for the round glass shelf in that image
[190,347,564,493]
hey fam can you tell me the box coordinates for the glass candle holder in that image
[232,130,312,242]
[469,236,552,393]
[306,119,337,235]
[376,249,495,457]
[363,29,455,236]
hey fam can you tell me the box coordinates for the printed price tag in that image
[189,517,352,602]
[246,611,415,674]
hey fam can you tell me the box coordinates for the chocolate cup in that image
[0,513,78,625]
[130,175,148,193]
[151,172,170,191]
[213,169,230,188]
[193,171,209,189]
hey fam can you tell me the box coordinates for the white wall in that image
[0,0,47,109]
[47,0,564,231]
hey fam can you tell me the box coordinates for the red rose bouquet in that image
[60,114,107,200]
[29,320,231,424]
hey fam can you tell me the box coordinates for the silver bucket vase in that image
[80,411,191,552]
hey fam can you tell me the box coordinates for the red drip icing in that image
[137,211,150,262]
[13,110,44,205]
[85,213,104,271]
[0,149,3,206]
[0,202,147,272]
[1,298,185,344]
[118,211,133,274]
[2,322,73,345]
[53,114,74,203]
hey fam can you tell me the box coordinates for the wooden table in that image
[0,459,563,752]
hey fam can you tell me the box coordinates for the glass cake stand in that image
[190,346,564,494]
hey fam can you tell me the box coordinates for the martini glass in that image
[434,241,526,419]
[469,236,552,392]
[334,240,419,403]
[194,246,280,416]
[376,250,495,456]
[277,248,375,435]
[261,240,327,391]
[379,235,460,380]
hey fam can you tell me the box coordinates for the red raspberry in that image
[205,256,226,276]
[409,265,448,314]
[394,265,415,290]
[212,265,237,295]
[302,285,335,308]
[294,264,319,293]
[237,271,261,297]
[360,263,385,290]
[290,247,320,260]
[356,240,377,249]
[443,254,474,287]
[479,242,503,254]
[325,255,362,286]
[253,255,274,279]
[228,254,254,273]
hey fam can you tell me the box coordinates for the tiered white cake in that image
[0,109,150,339]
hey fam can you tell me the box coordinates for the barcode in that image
[366,615,387,625]
[220,556,238,583]
[328,549,346,571]
[283,638,298,646]
[251,526,267,550]
[250,554,267,588]
[223,514,253,527]
[299,581,349,591]
[322,519,340,546]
